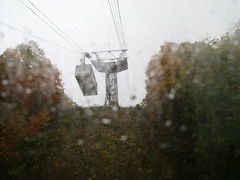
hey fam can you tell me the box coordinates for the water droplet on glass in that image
[159,143,169,149]
[119,135,128,142]
[1,92,7,97]
[101,118,111,125]
[25,88,32,94]
[149,70,156,77]
[227,54,234,60]
[233,40,239,46]
[85,109,93,116]
[193,78,200,84]
[211,41,218,49]
[77,139,84,146]
[50,107,56,112]
[23,137,30,142]
[28,150,35,156]
[112,105,118,112]
[168,88,176,100]
[171,45,178,52]
[131,95,136,100]
[180,125,187,132]
[194,47,201,53]
[0,32,4,39]
[17,84,24,92]
[87,99,91,104]
[7,62,13,67]
[164,120,172,127]
[2,80,8,86]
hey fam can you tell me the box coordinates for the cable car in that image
[75,57,97,96]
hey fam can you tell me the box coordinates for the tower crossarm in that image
[91,49,128,62]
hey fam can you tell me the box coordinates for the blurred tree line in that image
[1,25,240,179]
[144,24,240,180]
[0,41,66,178]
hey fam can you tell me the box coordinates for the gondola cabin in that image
[75,64,97,96]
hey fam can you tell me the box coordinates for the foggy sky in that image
[1,0,240,106]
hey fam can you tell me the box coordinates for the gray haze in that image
[1,0,240,106]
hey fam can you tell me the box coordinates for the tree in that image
[0,40,64,115]
[144,26,240,179]
[0,41,64,168]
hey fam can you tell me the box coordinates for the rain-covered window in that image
[1,0,240,179]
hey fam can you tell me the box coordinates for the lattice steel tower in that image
[92,50,128,106]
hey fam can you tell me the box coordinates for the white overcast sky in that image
[0,0,240,106]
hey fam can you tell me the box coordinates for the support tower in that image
[91,50,128,106]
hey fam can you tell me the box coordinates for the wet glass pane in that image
[1,0,240,179]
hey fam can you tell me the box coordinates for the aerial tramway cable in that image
[0,20,79,54]
[108,0,124,49]
[25,0,85,53]
[20,0,87,55]
[110,0,125,49]
[116,0,126,48]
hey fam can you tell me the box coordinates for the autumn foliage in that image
[143,26,240,179]
[0,41,64,156]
